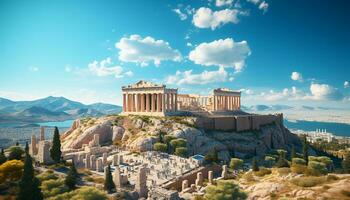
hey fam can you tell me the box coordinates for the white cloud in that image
[65,65,72,72]
[291,71,303,82]
[88,57,131,79]
[125,70,134,77]
[115,34,182,66]
[192,7,244,30]
[216,0,233,7]
[310,83,343,101]
[258,1,269,13]
[172,8,187,20]
[166,67,228,85]
[247,0,260,4]
[186,42,193,47]
[344,81,349,88]
[189,38,251,72]
[29,66,39,72]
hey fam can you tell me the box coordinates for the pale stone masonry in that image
[121,80,241,116]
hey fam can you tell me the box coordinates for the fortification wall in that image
[194,113,283,132]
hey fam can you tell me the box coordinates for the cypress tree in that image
[104,165,115,193]
[290,144,296,160]
[251,157,259,171]
[65,162,77,190]
[302,136,309,164]
[25,142,29,154]
[17,153,43,200]
[50,127,62,163]
[0,148,6,165]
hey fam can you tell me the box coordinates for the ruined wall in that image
[195,113,283,132]
[162,165,222,191]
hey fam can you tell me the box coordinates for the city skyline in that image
[0,0,349,108]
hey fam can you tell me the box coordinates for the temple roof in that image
[122,80,165,89]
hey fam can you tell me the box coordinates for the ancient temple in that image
[121,80,241,116]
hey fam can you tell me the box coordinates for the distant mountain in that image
[0,96,122,123]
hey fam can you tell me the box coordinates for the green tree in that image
[204,180,247,200]
[342,151,350,173]
[25,142,29,154]
[230,158,243,170]
[104,165,115,193]
[17,153,43,200]
[205,149,219,164]
[251,157,259,171]
[0,148,7,165]
[302,136,309,164]
[50,127,62,163]
[153,142,167,152]
[8,146,24,160]
[264,156,276,168]
[290,145,296,160]
[275,149,290,168]
[65,162,77,190]
[175,147,187,157]
[170,138,187,149]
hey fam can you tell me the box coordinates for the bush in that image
[205,149,219,164]
[0,159,24,183]
[275,149,289,168]
[290,176,325,187]
[277,167,291,176]
[291,164,307,174]
[153,143,167,152]
[175,147,187,157]
[37,171,59,182]
[41,179,69,198]
[49,186,107,200]
[230,158,244,170]
[8,146,24,160]
[254,168,272,177]
[264,156,275,167]
[309,156,333,170]
[204,180,247,200]
[292,158,306,165]
[242,172,255,182]
[164,135,176,143]
[170,138,187,149]
[306,161,328,176]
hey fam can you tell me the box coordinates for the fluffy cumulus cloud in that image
[189,38,251,72]
[166,67,229,85]
[216,0,233,7]
[247,0,269,13]
[172,8,187,20]
[291,71,303,81]
[192,7,245,30]
[344,81,349,88]
[115,35,182,66]
[310,83,343,101]
[88,57,132,78]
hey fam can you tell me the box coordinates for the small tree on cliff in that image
[17,153,43,200]
[302,136,309,164]
[65,161,77,190]
[50,127,62,163]
[104,165,115,193]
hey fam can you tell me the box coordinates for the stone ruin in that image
[29,127,54,164]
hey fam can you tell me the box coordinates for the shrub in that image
[37,171,59,181]
[153,143,167,152]
[292,158,306,165]
[0,159,24,183]
[242,172,255,182]
[170,138,187,149]
[175,147,187,157]
[49,186,107,200]
[8,146,24,160]
[275,149,290,168]
[254,167,272,177]
[41,179,69,198]
[164,135,176,143]
[264,156,275,167]
[291,164,307,174]
[309,156,333,171]
[306,161,328,176]
[277,167,291,176]
[205,149,219,164]
[204,180,247,200]
[230,158,244,170]
[290,176,325,187]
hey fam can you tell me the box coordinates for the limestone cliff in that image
[61,115,302,161]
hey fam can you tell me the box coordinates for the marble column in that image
[166,93,170,111]
[171,93,175,111]
[146,93,150,112]
[162,94,165,112]
[130,94,134,112]
[174,93,178,111]
[238,97,241,109]
[151,93,155,112]
[157,93,161,112]
[140,94,145,112]
[123,94,126,112]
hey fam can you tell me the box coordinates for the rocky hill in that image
[61,115,303,161]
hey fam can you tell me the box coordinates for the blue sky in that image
[0,0,349,107]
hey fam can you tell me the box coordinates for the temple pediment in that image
[125,80,164,89]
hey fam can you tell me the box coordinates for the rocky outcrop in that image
[61,115,303,161]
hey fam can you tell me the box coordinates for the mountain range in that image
[0,96,122,123]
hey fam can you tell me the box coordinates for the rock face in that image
[61,115,302,160]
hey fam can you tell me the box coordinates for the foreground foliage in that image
[49,186,107,200]
[204,180,247,200]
